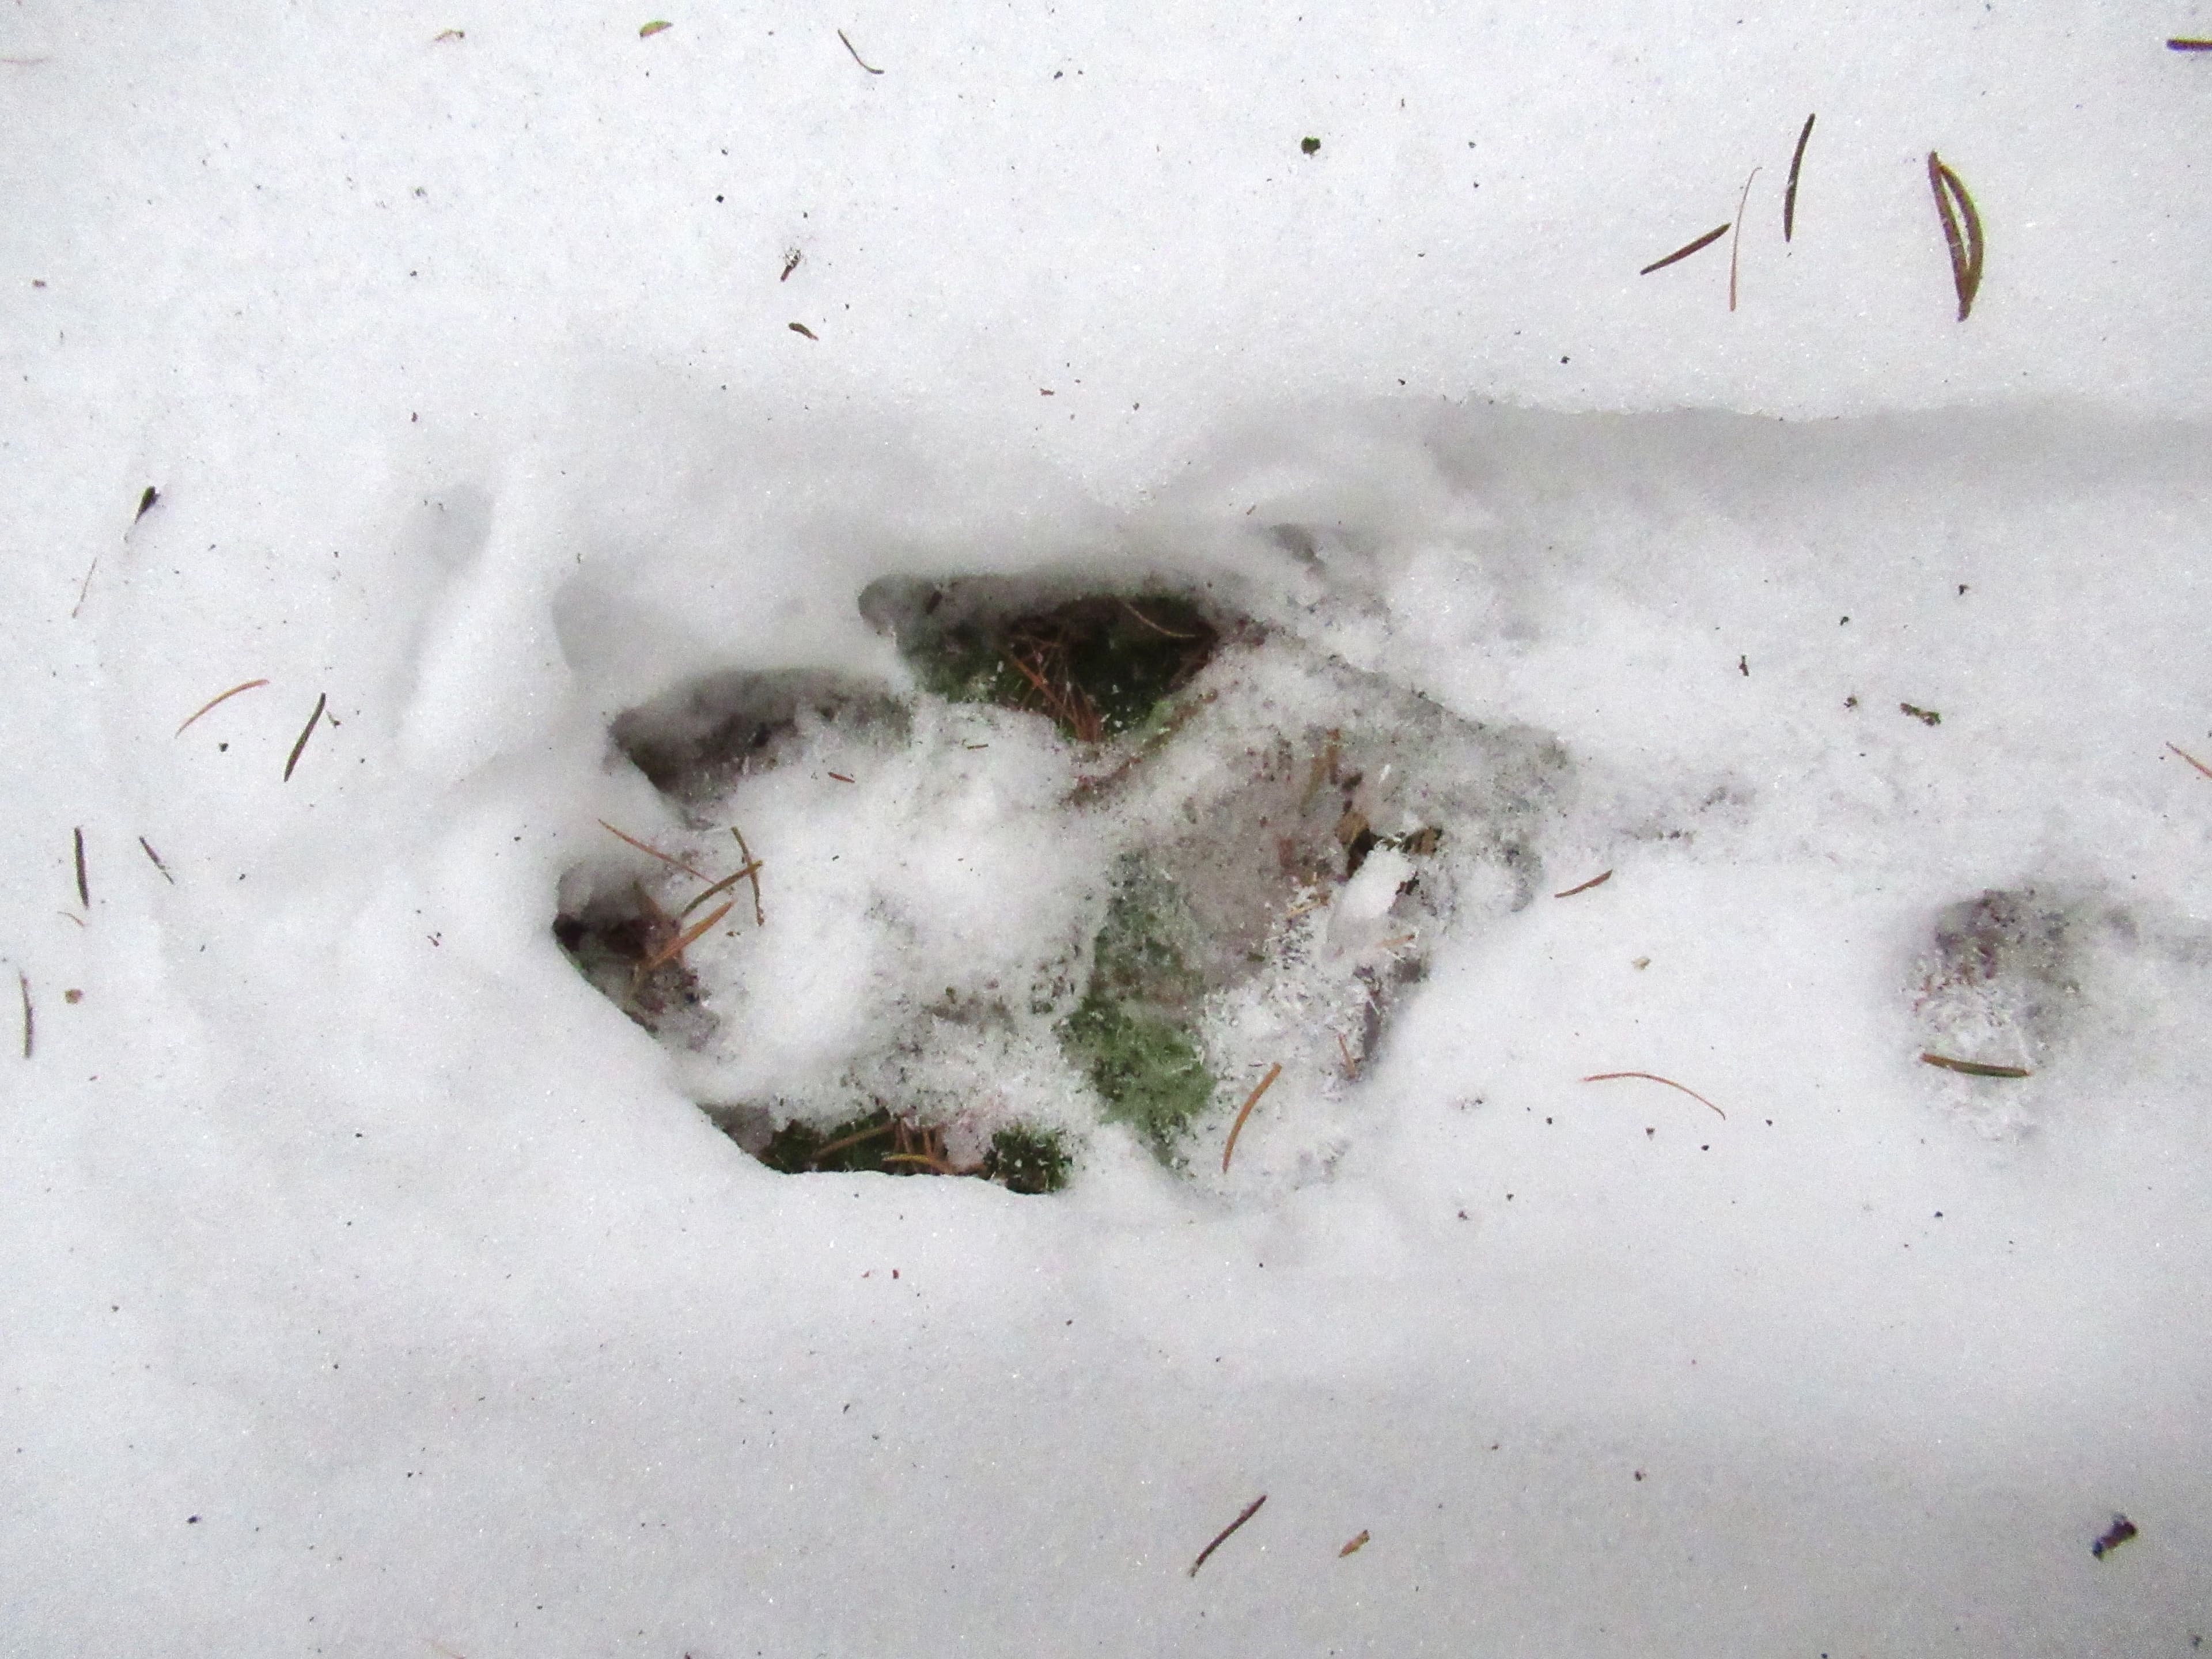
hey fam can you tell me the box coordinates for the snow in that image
[5,3,2211,1654]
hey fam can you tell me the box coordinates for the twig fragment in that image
[1221,1061,1283,1173]
[1919,1052,2031,1078]
[836,28,885,73]
[1729,166,1761,311]
[1926,151,1984,321]
[1339,1529,1370,1558]
[1188,1494,1267,1578]
[599,820,715,884]
[18,972,31,1060]
[1552,869,1613,899]
[139,836,174,883]
[175,677,271,736]
[732,828,766,925]
[1783,113,1815,241]
[73,827,88,908]
[2166,743,2212,780]
[1639,223,1730,276]
[1581,1070,1727,1120]
[282,692,327,781]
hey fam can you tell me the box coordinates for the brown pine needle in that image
[1188,1494,1267,1578]
[1221,1061,1283,1172]
[598,820,716,884]
[73,827,88,908]
[1339,1529,1371,1558]
[1920,1052,2031,1078]
[837,27,884,73]
[639,900,733,975]
[731,827,766,925]
[809,1118,897,1164]
[1581,1070,1727,1120]
[2166,743,2212,780]
[138,836,174,883]
[282,692,327,782]
[677,858,764,918]
[1119,598,1199,639]
[17,971,31,1060]
[1927,151,1984,321]
[175,677,271,736]
[1553,869,1613,899]
[1337,1031,1359,1078]
[1728,166,1761,310]
[1639,222,1730,276]
[70,554,100,618]
[1783,113,1815,241]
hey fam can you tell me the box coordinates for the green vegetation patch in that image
[1059,858,1217,1159]
[983,1124,1073,1194]
[887,586,1220,744]
[752,1106,1071,1193]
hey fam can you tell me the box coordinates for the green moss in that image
[1059,859,1217,1159]
[983,1124,1073,1194]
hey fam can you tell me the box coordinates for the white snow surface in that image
[5,4,2211,1654]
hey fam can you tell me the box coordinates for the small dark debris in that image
[789,321,818,339]
[1301,137,1321,155]
[1737,654,1748,677]
[780,248,802,281]
[1900,702,1941,726]
[2090,1514,2138,1558]
[2167,37,2212,50]
[134,486,159,522]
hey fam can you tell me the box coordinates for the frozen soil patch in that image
[558,574,1573,1195]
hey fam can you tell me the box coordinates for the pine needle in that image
[1919,1052,2031,1078]
[1221,1061,1283,1172]
[731,827,766,925]
[1188,1494,1267,1578]
[1783,113,1815,241]
[1728,166,1761,310]
[638,900,733,975]
[837,27,884,73]
[2166,743,2212,780]
[1639,223,1730,276]
[17,971,31,1060]
[1581,1070,1727,1119]
[1927,151,1984,321]
[1552,869,1613,899]
[282,692,326,782]
[175,677,271,736]
[677,858,765,919]
[598,820,715,884]
[73,827,88,908]
[138,836,174,883]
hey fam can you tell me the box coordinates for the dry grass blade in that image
[283,692,327,782]
[73,827,88,908]
[731,827,766,925]
[138,836,174,883]
[598,819,715,884]
[1221,1061,1283,1172]
[678,858,764,919]
[1639,222,1730,276]
[1581,1070,1727,1120]
[2166,743,2212,780]
[809,1118,896,1165]
[1927,151,1984,321]
[1919,1052,2031,1078]
[638,900,732,975]
[1119,598,1199,639]
[1552,869,1613,899]
[175,677,271,737]
[1728,166,1761,310]
[1188,1494,1267,1578]
[1783,113,1815,241]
